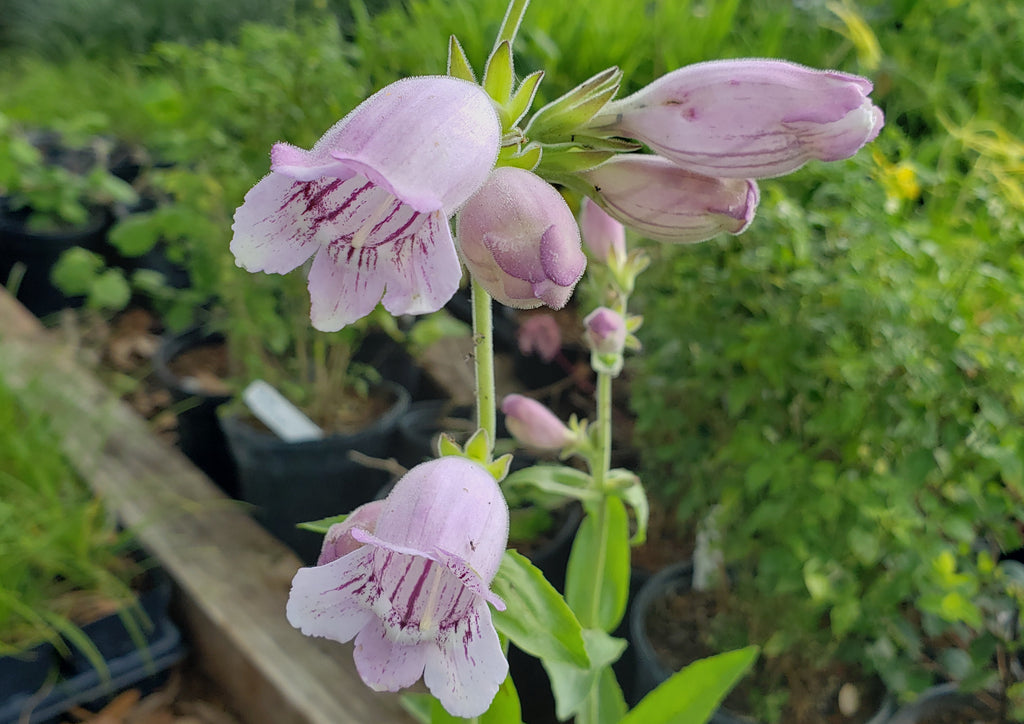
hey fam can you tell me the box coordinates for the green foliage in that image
[0,376,141,660]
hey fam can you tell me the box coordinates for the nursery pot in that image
[153,328,239,496]
[0,642,57,708]
[886,683,997,724]
[628,561,893,724]
[0,200,110,318]
[220,381,410,565]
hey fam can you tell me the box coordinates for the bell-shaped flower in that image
[231,76,501,332]
[588,59,883,179]
[517,313,562,363]
[316,500,385,565]
[579,197,626,264]
[287,457,509,717]
[456,167,586,309]
[580,155,759,244]
[583,307,626,356]
[502,394,574,451]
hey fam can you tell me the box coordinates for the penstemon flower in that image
[286,457,509,717]
[456,167,586,309]
[587,59,884,179]
[231,76,501,332]
[579,154,759,244]
[502,394,575,451]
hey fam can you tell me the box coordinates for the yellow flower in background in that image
[873,150,922,213]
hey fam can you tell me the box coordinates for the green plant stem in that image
[471,277,497,444]
[493,0,530,51]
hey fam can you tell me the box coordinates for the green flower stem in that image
[471,276,497,445]
[493,0,530,51]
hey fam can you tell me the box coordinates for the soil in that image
[166,343,231,397]
[644,584,888,724]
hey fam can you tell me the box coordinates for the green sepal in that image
[535,146,616,176]
[486,453,514,482]
[542,629,627,721]
[497,142,543,171]
[296,512,349,534]
[491,550,590,669]
[483,41,515,108]
[620,647,760,724]
[504,70,544,129]
[525,67,622,143]
[464,427,493,463]
[565,497,631,631]
[447,35,476,82]
[437,432,464,457]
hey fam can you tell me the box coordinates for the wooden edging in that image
[0,290,412,724]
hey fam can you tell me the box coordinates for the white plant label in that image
[242,380,324,442]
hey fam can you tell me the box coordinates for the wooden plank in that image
[0,290,412,724]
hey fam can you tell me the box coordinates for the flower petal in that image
[230,174,322,274]
[423,602,508,718]
[307,243,387,332]
[379,211,463,316]
[286,547,375,643]
[318,500,386,565]
[353,619,430,692]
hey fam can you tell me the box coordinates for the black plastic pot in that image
[886,683,995,724]
[220,381,411,565]
[628,561,893,724]
[0,643,57,713]
[0,200,111,318]
[153,328,239,496]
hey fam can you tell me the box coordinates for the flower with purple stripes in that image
[231,76,501,332]
[286,457,510,717]
[587,59,884,179]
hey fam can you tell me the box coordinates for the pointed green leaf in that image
[447,36,476,82]
[565,497,630,631]
[525,67,621,142]
[491,550,590,669]
[483,41,515,107]
[297,512,350,534]
[610,471,649,545]
[480,672,524,724]
[542,629,627,720]
[503,464,599,502]
[505,70,544,128]
[620,647,759,724]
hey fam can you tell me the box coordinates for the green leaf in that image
[50,247,103,295]
[524,67,621,142]
[565,497,630,631]
[480,672,524,724]
[483,41,514,108]
[447,36,476,83]
[503,464,598,502]
[108,213,160,257]
[88,268,131,310]
[620,647,759,724]
[542,628,626,720]
[296,512,349,534]
[610,471,648,545]
[491,550,589,669]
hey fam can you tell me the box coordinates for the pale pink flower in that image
[231,76,501,331]
[501,394,574,451]
[456,167,586,310]
[580,155,759,244]
[579,197,626,263]
[589,59,884,179]
[287,458,509,717]
[583,307,626,356]
[517,313,562,363]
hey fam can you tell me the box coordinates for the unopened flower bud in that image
[501,394,574,451]
[584,307,626,356]
[579,197,626,263]
[517,313,562,363]
[457,167,586,309]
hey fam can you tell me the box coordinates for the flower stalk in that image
[472,276,497,445]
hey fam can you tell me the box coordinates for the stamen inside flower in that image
[419,562,446,633]
[351,192,397,249]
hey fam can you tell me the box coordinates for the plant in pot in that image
[0,113,138,318]
[629,122,1024,723]
[0,375,180,721]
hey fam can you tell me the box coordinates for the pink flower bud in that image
[517,313,562,363]
[579,197,626,263]
[501,394,574,451]
[590,59,884,179]
[583,307,626,356]
[580,155,759,244]
[457,167,586,309]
